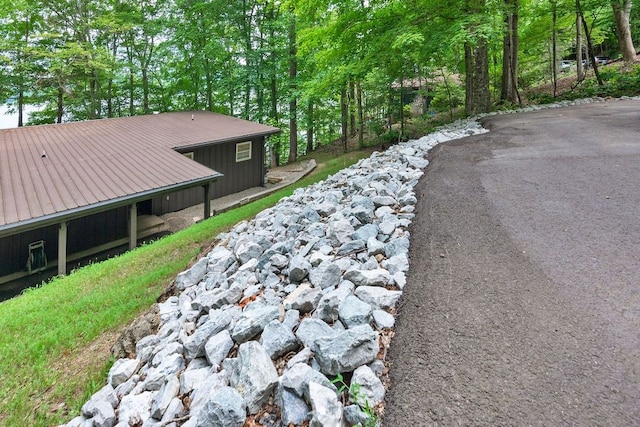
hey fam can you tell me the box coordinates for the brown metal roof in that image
[0,111,280,236]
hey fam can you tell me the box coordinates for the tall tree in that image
[501,0,520,104]
[464,0,491,115]
[288,11,298,163]
[611,0,636,61]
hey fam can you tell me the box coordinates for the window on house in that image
[236,141,252,162]
[183,151,194,160]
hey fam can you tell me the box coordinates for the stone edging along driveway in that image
[63,96,638,427]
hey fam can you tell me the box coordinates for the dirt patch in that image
[33,327,123,421]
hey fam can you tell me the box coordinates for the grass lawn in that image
[0,149,372,426]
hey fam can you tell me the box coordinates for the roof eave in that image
[173,129,281,152]
[0,173,222,240]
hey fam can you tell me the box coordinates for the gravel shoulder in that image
[383,99,640,425]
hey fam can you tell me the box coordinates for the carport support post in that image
[58,221,67,276]
[203,183,211,219]
[129,202,137,250]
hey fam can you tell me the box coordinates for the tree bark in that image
[307,100,314,154]
[465,38,491,115]
[57,87,64,123]
[612,0,637,62]
[576,4,585,81]
[500,0,520,104]
[578,1,604,85]
[288,12,298,163]
[552,0,558,97]
[341,86,348,152]
[357,81,364,148]
[349,80,356,137]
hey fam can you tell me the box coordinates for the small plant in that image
[331,373,378,427]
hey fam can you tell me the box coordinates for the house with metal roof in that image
[0,111,279,284]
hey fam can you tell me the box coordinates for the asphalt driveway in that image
[383,100,640,425]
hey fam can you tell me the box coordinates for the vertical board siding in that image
[151,138,265,215]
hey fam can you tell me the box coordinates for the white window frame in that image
[183,151,194,160]
[236,141,252,162]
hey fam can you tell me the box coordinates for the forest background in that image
[1,0,638,164]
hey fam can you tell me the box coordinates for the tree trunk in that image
[500,0,520,104]
[576,4,585,81]
[288,13,298,163]
[57,87,64,123]
[349,80,356,137]
[341,86,348,152]
[307,100,314,154]
[357,81,364,148]
[612,0,637,62]
[578,0,604,85]
[464,39,491,115]
[17,90,24,127]
[552,0,558,97]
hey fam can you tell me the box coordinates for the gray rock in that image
[354,286,402,309]
[150,375,180,419]
[204,329,234,369]
[338,295,372,329]
[135,334,160,365]
[260,320,299,360]
[229,341,279,414]
[143,353,185,391]
[314,324,379,375]
[117,391,154,426]
[295,318,337,352]
[175,256,208,290]
[203,272,229,291]
[180,367,210,395]
[315,283,354,324]
[372,195,396,207]
[378,219,396,236]
[196,386,246,427]
[309,261,342,290]
[189,370,231,418]
[81,384,118,418]
[279,362,336,398]
[270,253,289,269]
[343,268,390,287]
[235,241,264,265]
[160,397,184,424]
[344,404,370,426]
[308,382,344,427]
[366,236,385,257]
[353,223,378,242]
[184,309,232,359]
[151,342,183,367]
[289,255,312,282]
[90,401,116,427]
[372,309,395,330]
[384,236,410,258]
[282,309,300,331]
[351,205,374,224]
[382,253,409,275]
[208,246,237,273]
[283,282,322,314]
[336,239,366,255]
[275,386,310,425]
[231,304,279,344]
[351,365,385,407]
[286,347,312,368]
[114,374,139,398]
[328,218,355,245]
[108,358,138,388]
